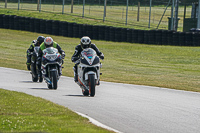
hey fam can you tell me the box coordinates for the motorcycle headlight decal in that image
[56,57,62,64]
[46,55,58,61]
[92,56,100,65]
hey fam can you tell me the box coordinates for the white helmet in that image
[80,36,91,49]
[44,37,53,47]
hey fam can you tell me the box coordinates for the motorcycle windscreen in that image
[81,48,97,58]
[43,47,58,55]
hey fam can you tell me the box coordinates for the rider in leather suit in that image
[71,36,104,82]
[37,37,65,74]
[26,36,45,70]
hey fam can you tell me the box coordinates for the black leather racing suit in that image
[71,44,104,62]
[71,44,104,81]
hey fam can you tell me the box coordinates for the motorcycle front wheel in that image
[31,63,38,82]
[51,71,57,90]
[89,74,95,97]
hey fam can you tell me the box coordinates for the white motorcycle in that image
[41,47,63,89]
[75,48,102,97]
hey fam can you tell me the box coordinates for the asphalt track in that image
[0,67,200,133]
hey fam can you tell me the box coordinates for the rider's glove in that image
[99,53,104,60]
[72,57,79,62]
[27,49,31,55]
[62,52,65,59]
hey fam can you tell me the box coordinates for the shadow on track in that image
[20,81,34,83]
[29,88,49,90]
[65,94,86,97]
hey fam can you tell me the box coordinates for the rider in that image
[37,37,65,71]
[71,36,104,82]
[26,36,45,70]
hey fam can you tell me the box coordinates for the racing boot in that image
[74,74,78,82]
[73,67,78,82]
[26,63,31,70]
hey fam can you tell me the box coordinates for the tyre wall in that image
[0,14,199,46]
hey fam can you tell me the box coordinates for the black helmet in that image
[37,36,45,46]
[80,36,91,49]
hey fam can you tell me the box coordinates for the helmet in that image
[80,36,91,49]
[44,37,53,48]
[36,36,45,46]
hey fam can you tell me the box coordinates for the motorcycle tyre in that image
[51,71,57,90]
[31,63,38,82]
[32,74,38,82]
[89,74,95,97]
[39,72,43,82]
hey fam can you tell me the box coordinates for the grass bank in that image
[0,7,187,31]
[0,89,112,132]
[0,28,200,92]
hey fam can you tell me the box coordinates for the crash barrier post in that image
[172,31,179,46]
[167,30,173,45]
[144,30,149,44]
[1,14,200,46]
[109,27,115,42]
[67,22,73,37]
[46,20,52,35]
[73,23,79,38]
[155,30,162,45]
[98,25,105,40]
[161,30,168,45]
[138,30,144,43]
[179,32,185,46]
[40,19,46,34]
[185,32,193,46]
[127,28,132,43]
[115,27,121,42]
[93,25,99,40]
[52,20,60,36]
[60,21,68,37]
[132,29,138,43]
[25,17,31,31]
[3,15,10,29]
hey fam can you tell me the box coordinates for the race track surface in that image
[0,67,200,133]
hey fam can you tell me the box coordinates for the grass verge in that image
[0,88,112,132]
[0,28,200,92]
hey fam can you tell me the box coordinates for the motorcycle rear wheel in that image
[32,74,38,82]
[39,72,43,82]
[89,74,95,97]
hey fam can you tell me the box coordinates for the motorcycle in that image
[31,46,43,82]
[75,48,102,97]
[41,47,63,89]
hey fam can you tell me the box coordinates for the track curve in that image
[0,67,200,133]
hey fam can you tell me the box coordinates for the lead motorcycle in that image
[41,47,63,89]
[31,46,43,82]
[75,48,102,97]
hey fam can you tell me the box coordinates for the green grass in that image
[0,88,113,132]
[0,28,200,92]
[0,4,193,31]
